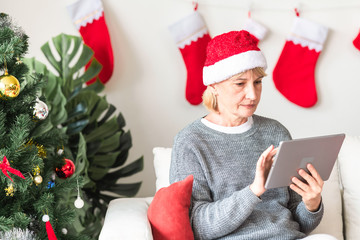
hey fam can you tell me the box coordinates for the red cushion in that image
[147,175,194,240]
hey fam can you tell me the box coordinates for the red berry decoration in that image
[55,159,75,179]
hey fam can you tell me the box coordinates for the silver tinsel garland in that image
[0,228,37,240]
[0,13,25,38]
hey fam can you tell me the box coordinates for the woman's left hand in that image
[290,163,323,212]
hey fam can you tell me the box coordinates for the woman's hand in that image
[250,145,278,197]
[290,164,323,212]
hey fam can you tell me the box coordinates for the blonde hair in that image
[202,67,267,112]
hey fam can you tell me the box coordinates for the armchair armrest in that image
[99,197,154,240]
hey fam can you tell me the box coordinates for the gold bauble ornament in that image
[34,175,43,185]
[0,70,20,99]
[32,165,43,186]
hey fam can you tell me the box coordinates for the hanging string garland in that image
[178,0,360,11]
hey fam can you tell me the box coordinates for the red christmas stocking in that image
[353,30,360,50]
[273,17,328,108]
[243,18,268,45]
[168,11,211,105]
[67,0,114,85]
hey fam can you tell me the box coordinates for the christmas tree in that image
[24,24,144,240]
[0,13,89,239]
[25,32,145,238]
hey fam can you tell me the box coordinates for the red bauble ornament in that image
[55,159,75,179]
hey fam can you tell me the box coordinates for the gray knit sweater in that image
[170,115,323,240]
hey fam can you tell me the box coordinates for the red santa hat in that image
[202,30,267,86]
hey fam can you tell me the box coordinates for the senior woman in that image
[169,30,336,240]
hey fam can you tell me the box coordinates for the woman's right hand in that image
[250,145,278,197]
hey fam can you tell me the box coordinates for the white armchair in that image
[99,136,360,240]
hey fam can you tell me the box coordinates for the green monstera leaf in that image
[24,33,143,239]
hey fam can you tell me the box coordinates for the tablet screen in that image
[265,133,345,189]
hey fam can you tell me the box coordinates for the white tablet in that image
[265,133,345,189]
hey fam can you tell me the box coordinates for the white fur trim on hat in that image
[243,18,268,41]
[203,50,267,86]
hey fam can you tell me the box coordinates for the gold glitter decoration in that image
[15,56,23,65]
[26,140,47,158]
[5,183,14,197]
[32,165,40,176]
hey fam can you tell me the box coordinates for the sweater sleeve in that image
[170,136,262,239]
[288,188,324,234]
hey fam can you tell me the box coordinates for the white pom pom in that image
[42,215,49,222]
[57,149,64,155]
[62,228,68,235]
[74,197,84,209]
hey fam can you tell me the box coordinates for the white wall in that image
[3,0,360,197]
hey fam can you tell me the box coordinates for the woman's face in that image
[213,70,263,120]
